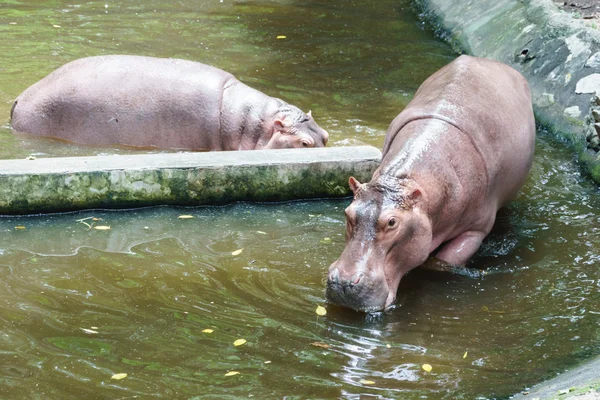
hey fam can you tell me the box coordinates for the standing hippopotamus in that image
[326,55,535,312]
[10,55,329,150]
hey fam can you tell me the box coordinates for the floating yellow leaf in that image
[92,218,102,221]
[202,329,214,334]
[386,344,391,349]
[422,364,432,372]
[256,231,267,235]
[310,342,330,349]
[360,379,375,385]
[178,215,194,219]
[224,371,239,377]
[81,328,98,334]
[233,338,247,347]
[276,35,287,39]
[14,226,26,230]
[53,24,61,28]
[463,351,468,359]
[91,326,98,330]
[231,248,244,256]
[264,360,271,364]
[481,305,505,314]
[111,373,128,380]
[94,226,111,230]
[9,22,17,25]
[315,305,327,316]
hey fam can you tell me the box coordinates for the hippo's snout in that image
[326,265,389,312]
[327,267,362,287]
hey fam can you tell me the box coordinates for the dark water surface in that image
[1,1,600,399]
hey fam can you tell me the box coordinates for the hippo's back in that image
[11,55,235,149]
[384,55,535,207]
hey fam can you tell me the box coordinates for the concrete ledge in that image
[511,355,600,399]
[0,146,381,215]
[414,0,600,182]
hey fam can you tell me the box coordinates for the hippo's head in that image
[326,175,432,312]
[266,107,329,149]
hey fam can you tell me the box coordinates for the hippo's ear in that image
[274,116,291,133]
[348,176,362,194]
[306,110,312,118]
[406,188,422,206]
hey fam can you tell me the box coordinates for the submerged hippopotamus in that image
[326,55,535,312]
[10,55,329,150]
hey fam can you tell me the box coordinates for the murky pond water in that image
[1,0,600,399]
[0,0,453,159]
[2,134,600,399]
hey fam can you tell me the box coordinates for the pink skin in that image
[264,111,329,149]
[11,55,329,151]
[326,55,535,312]
[327,176,433,311]
[327,174,493,311]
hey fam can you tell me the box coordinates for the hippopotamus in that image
[10,55,329,150]
[326,55,535,312]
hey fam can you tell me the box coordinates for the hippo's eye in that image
[387,217,397,228]
[301,139,310,147]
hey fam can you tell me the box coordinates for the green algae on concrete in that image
[0,146,381,215]
[414,0,600,183]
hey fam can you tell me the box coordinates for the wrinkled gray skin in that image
[11,55,329,150]
[327,55,536,312]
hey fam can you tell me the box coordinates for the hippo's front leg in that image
[434,230,488,266]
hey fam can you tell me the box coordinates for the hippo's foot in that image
[419,257,485,279]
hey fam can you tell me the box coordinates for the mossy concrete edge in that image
[0,146,381,215]
[413,0,600,183]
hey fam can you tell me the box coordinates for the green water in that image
[2,134,600,399]
[0,0,453,158]
[1,0,599,399]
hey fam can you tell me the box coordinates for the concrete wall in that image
[0,146,381,215]
[415,0,600,182]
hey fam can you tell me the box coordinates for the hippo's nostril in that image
[328,267,340,284]
[350,272,363,286]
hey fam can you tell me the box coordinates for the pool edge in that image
[0,146,381,215]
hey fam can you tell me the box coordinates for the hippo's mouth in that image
[325,279,392,313]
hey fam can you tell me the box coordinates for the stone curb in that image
[414,0,600,182]
[510,355,600,399]
[0,146,381,215]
